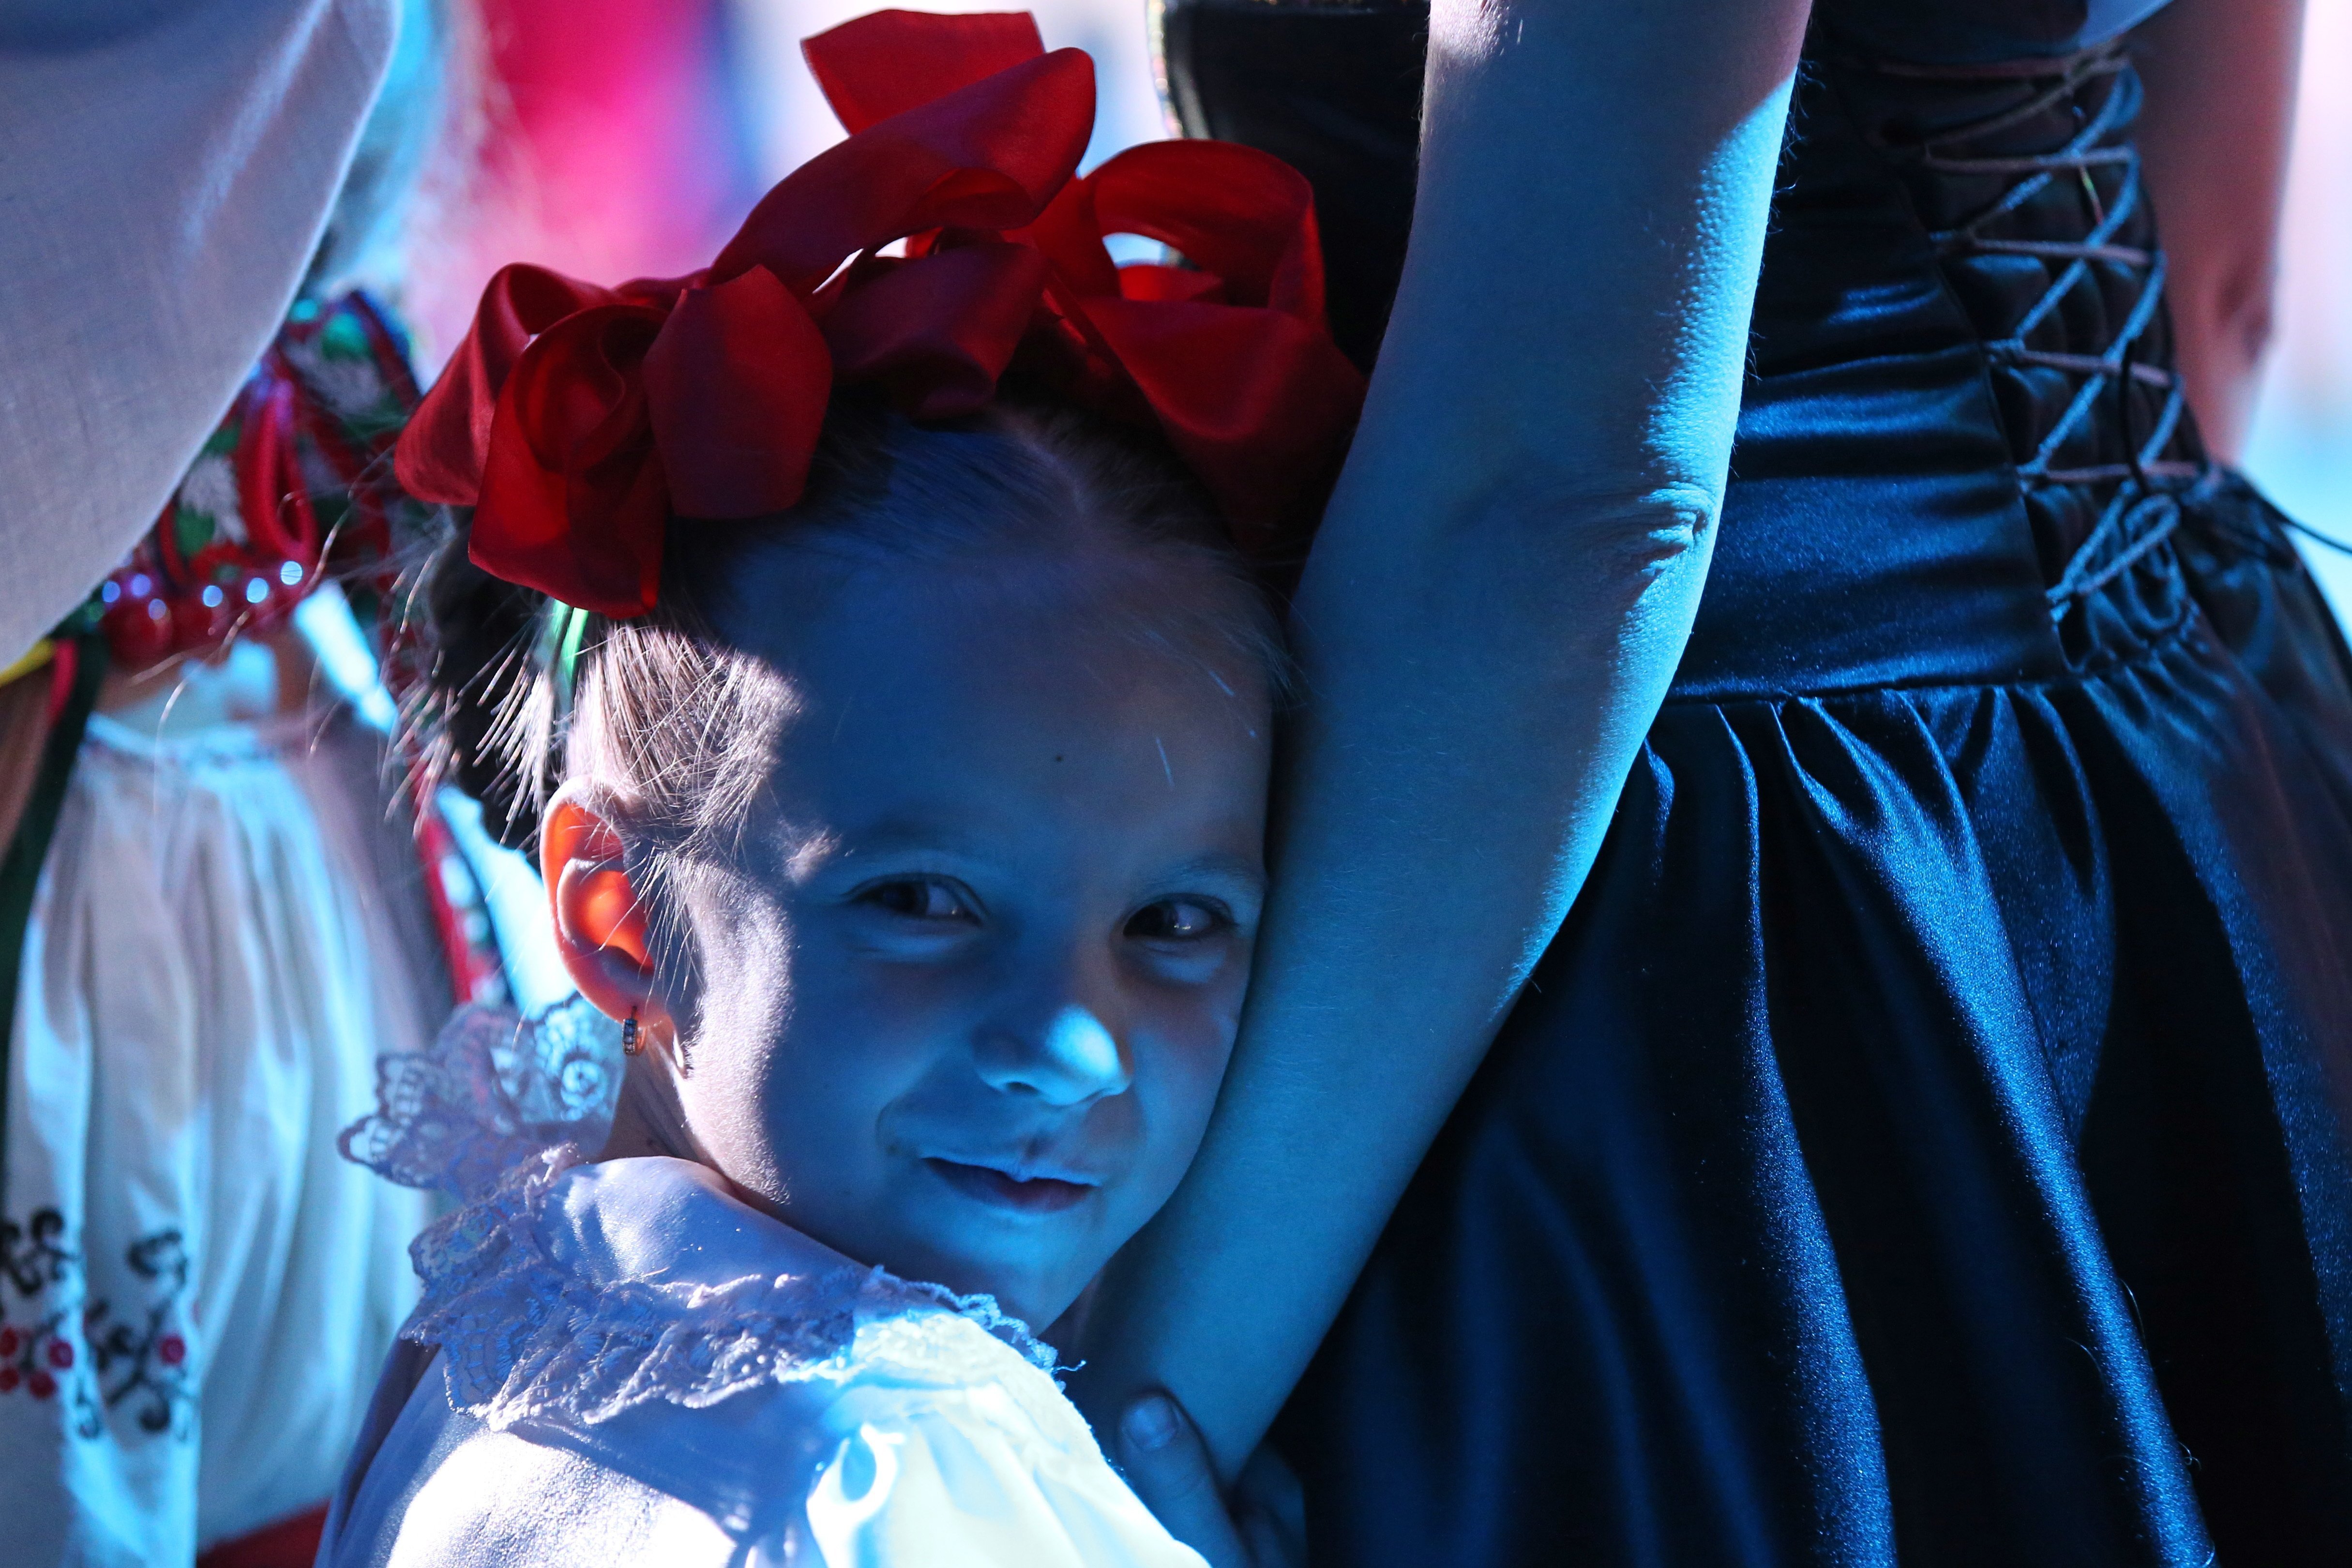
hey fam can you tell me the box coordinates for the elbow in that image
[1451,472,1719,592]
[1371,471,1721,646]
[1306,451,1724,645]
[2183,253,2280,387]
[2168,254,2278,458]
[2220,283,2277,380]
[2219,272,2278,380]
[1595,483,1719,580]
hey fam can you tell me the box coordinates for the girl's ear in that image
[542,794,674,1042]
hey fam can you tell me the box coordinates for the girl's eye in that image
[861,878,975,922]
[1125,898,1228,942]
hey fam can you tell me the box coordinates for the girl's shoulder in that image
[357,1151,1194,1565]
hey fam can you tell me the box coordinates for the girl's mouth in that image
[925,1159,1096,1214]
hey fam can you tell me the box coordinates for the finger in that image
[1117,1390,1250,1568]
[1235,1444,1307,1568]
[1240,1505,1304,1568]
[1235,1443,1306,1546]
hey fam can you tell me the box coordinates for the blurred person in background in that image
[0,3,542,1563]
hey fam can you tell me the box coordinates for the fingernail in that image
[1122,1393,1180,1451]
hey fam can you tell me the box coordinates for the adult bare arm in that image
[1072,0,1810,1478]
[2133,0,2304,462]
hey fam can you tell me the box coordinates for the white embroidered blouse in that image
[320,1004,1204,1568]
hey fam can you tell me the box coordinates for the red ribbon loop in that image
[396,264,621,509]
[712,48,1094,292]
[645,269,831,519]
[824,242,1053,419]
[477,302,669,614]
[395,8,1363,617]
[802,10,1048,133]
[1076,141,1328,318]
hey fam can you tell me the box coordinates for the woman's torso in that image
[1173,3,2352,1562]
[1814,0,2168,68]
[1680,28,2209,701]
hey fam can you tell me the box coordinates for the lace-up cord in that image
[1892,40,2208,623]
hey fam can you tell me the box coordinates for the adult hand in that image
[1115,1389,1306,1568]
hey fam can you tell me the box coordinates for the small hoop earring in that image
[621,1009,641,1056]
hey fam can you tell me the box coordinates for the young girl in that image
[318,12,1359,1563]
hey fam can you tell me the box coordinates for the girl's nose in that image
[973,1003,1133,1106]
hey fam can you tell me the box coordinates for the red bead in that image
[0,1367,18,1393]
[46,1339,73,1369]
[102,594,175,669]
[0,1327,19,1357]
[27,1370,55,1400]
[156,1333,186,1367]
[171,592,236,652]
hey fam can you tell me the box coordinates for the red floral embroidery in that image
[0,1210,192,1436]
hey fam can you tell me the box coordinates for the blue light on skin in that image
[552,544,1274,1331]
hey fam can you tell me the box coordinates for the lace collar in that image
[341,1000,1054,1432]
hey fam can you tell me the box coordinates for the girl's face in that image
[665,554,1271,1329]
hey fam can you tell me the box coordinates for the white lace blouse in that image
[321,1005,1204,1568]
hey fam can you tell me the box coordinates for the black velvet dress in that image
[1162,2,2352,1562]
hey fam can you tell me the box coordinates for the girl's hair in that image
[407,391,1284,963]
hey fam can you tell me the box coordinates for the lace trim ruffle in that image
[347,999,1053,1429]
[397,1149,1055,1431]
[339,997,625,1201]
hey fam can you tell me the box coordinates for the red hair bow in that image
[395,9,1365,618]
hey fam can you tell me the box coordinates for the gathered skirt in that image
[1280,473,2352,1564]
[0,707,438,1564]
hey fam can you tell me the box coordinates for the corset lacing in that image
[1858,39,2215,631]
